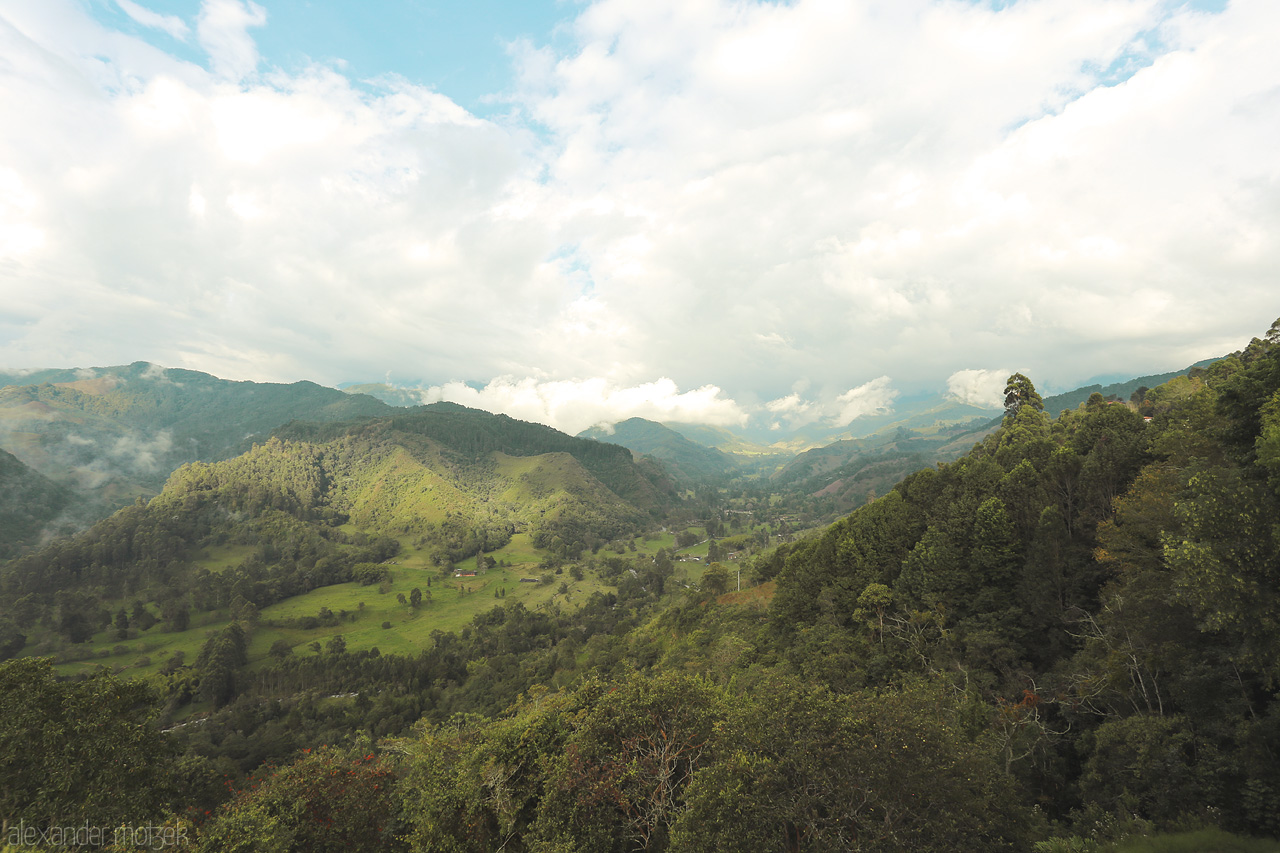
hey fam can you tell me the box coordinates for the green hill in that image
[579,417,737,483]
[0,404,669,641]
[277,403,675,515]
[1041,356,1223,414]
[0,362,394,533]
[0,449,76,560]
[340,382,429,407]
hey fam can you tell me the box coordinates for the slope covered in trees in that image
[579,417,738,483]
[0,448,75,560]
[0,361,394,537]
[3,320,1280,850]
[0,406,669,645]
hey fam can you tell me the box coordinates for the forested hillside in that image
[2,321,1280,851]
[0,361,394,534]
[579,417,738,483]
[0,448,74,561]
[0,405,669,648]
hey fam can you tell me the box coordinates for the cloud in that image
[417,377,748,436]
[141,362,183,385]
[508,0,1280,391]
[0,0,1277,412]
[946,369,1010,409]
[765,393,810,415]
[831,376,899,427]
[107,429,174,474]
[116,0,190,41]
[762,392,818,431]
[197,0,266,81]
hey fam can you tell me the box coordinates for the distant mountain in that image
[660,422,788,457]
[579,418,738,483]
[1041,357,1223,415]
[766,396,999,453]
[275,403,676,518]
[0,449,77,560]
[1,404,671,617]
[340,382,429,408]
[0,362,394,532]
[773,417,998,513]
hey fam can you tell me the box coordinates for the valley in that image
[2,322,1279,851]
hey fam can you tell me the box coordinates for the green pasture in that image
[50,531,613,677]
[197,543,257,572]
[52,607,235,679]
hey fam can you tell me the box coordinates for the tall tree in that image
[0,657,175,830]
[1003,373,1044,422]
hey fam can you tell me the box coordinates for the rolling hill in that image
[0,449,76,560]
[0,403,672,637]
[0,362,395,537]
[578,417,738,483]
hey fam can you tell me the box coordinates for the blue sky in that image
[89,0,573,113]
[1,0,1277,434]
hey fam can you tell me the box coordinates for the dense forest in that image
[3,321,1280,851]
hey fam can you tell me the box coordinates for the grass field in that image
[51,530,614,679]
[44,513,784,680]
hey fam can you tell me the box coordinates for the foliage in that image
[673,677,1031,852]
[0,657,175,829]
[195,746,403,853]
[7,319,1280,850]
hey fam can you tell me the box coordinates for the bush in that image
[1107,828,1280,853]
[195,746,402,853]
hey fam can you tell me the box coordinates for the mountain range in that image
[0,356,1222,558]
[3,319,1279,851]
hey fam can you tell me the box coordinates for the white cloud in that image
[115,0,189,41]
[765,393,810,415]
[0,168,45,260]
[417,376,748,436]
[108,429,173,473]
[832,376,899,427]
[0,0,1277,411]
[946,369,1010,409]
[197,0,266,81]
[762,392,817,431]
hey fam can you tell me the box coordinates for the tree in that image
[410,587,423,609]
[673,677,1030,852]
[197,624,249,707]
[1079,715,1209,825]
[0,619,26,661]
[196,746,403,853]
[534,674,727,852]
[131,600,158,631]
[1003,373,1044,421]
[0,657,175,829]
[401,688,572,853]
[701,563,730,596]
[855,582,893,642]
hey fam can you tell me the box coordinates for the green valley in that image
[2,321,1280,851]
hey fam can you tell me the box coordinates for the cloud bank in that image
[946,369,1011,409]
[414,376,747,436]
[1,0,1277,432]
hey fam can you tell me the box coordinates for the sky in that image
[0,0,1277,435]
